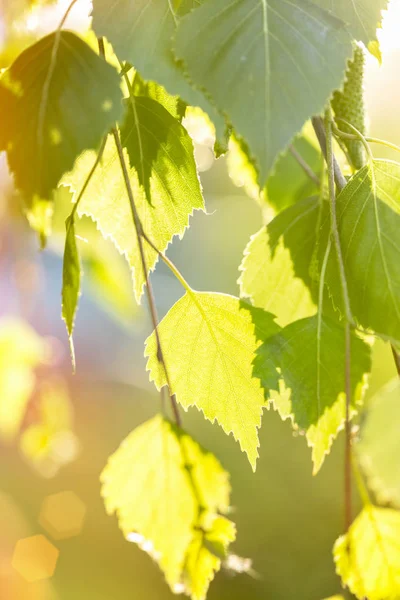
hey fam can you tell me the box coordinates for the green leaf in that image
[175,0,352,184]
[0,31,123,203]
[334,505,400,600]
[239,197,320,326]
[132,74,186,121]
[101,414,235,600]
[61,217,81,368]
[145,293,279,469]
[62,96,203,302]
[357,379,400,507]
[91,0,225,140]
[266,132,322,213]
[228,130,322,212]
[315,0,388,46]
[254,315,371,473]
[323,160,400,345]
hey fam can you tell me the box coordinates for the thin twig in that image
[312,116,347,191]
[324,109,353,533]
[112,127,181,427]
[391,345,400,377]
[289,144,320,186]
[97,37,181,426]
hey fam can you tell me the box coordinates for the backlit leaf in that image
[0,31,123,203]
[357,379,400,507]
[254,315,371,473]
[145,293,279,469]
[315,0,388,46]
[239,197,320,326]
[175,0,352,184]
[61,95,203,301]
[91,0,225,140]
[334,505,400,600]
[101,414,235,600]
[61,217,81,367]
[228,131,322,212]
[324,160,400,345]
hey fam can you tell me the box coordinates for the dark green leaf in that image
[175,0,352,184]
[62,216,81,367]
[91,0,225,140]
[0,31,123,202]
[323,160,400,345]
[254,315,371,472]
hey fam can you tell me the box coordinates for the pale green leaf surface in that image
[0,31,123,202]
[101,414,235,599]
[357,379,400,507]
[61,218,81,341]
[91,0,225,140]
[175,0,352,184]
[254,315,371,473]
[334,506,400,600]
[239,197,319,326]
[315,0,388,45]
[324,160,400,344]
[145,293,279,469]
[228,131,322,211]
[184,516,235,600]
[61,96,203,302]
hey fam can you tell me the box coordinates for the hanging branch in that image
[289,144,320,185]
[97,38,181,427]
[313,112,353,533]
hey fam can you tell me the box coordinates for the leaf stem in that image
[112,125,181,427]
[325,107,353,534]
[289,144,320,186]
[352,454,371,507]
[70,137,107,220]
[97,37,180,427]
[333,120,400,157]
[312,116,347,190]
[141,231,193,294]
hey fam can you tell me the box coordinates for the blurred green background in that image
[0,1,400,599]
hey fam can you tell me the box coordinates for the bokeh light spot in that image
[39,491,86,541]
[11,534,59,582]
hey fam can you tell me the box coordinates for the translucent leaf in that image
[51,186,139,326]
[61,217,81,365]
[61,96,203,302]
[334,506,400,600]
[254,315,371,473]
[175,0,352,184]
[132,74,186,122]
[323,160,400,345]
[315,0,388,46]
[239,197,320,326]
[357,379,400,507]
[0,31,123,203]
[145,293,279,469]
[91,0,225,140]
[228,131,321,211]
[101,415,235,599]
[0,319,49,440]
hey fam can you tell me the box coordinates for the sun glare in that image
[378,0,400,53]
